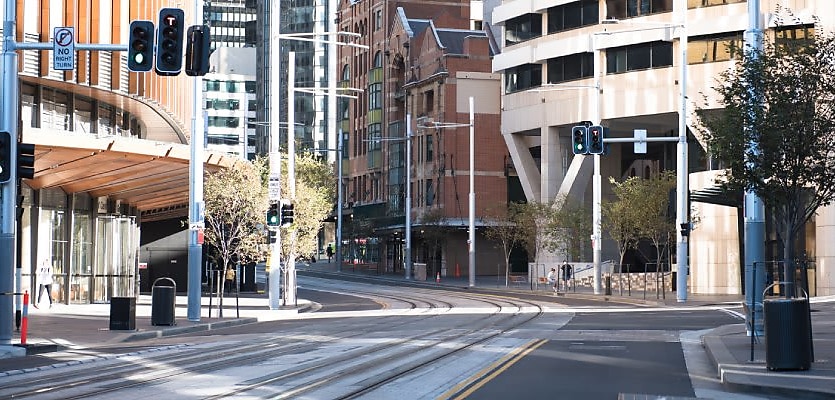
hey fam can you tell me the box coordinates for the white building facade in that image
[491,0,835,295]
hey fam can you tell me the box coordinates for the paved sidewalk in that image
[1,292,307,360]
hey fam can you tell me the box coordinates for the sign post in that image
[53,27,75,70]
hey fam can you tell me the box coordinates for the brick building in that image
[336,1,513,279]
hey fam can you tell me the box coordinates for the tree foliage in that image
[482,202,525,285]
[515,200,557,266]
[204,161,267,309]
[602,176,645,268]
[547,195,592,262]
[694,21,835,278]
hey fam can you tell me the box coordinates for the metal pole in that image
[468,97,476,287]
[592,34,602,295]
[267,0,282,310]
[675,0,690,302]
[336,127,343,272]
[405,114,412,279]
[187,0,205,322]
[286,51,297,306]
[1,0,21,345]
[744,0,767,324]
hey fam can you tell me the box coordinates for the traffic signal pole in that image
[1,0,22,346]
[187,0,205,322]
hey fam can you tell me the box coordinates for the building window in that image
[505,13,542,46]
[424,90,434,114]
[368,123,381,151]
[547,52,594,83]
[375,10,382,31]
[226,81,238,93]
[425,134,433,162]
[606,0,673,19]
[606,41,673,73]
[687,32,743,64]
[687,0,745,9]
[373,51,383,68]
[369,83,382,110]
[775,24,815,50]
[505,63,543,93]
[205,80,221,91]
[245,81,256,93]
[425,179,434,207]
[342,64,350,81]
[548,0,598,34]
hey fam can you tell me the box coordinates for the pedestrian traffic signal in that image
[588,125,604,154]
[266,203,280,227]
[185,25,211,76]
[127,20,155,72]
[155,8,185,75]
[17,142,35,180]
[280,201,294,227]
[0,131,11,183]
[571,125,588,155]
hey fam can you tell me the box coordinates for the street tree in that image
[602,176,645,271]
[419,208,447,278]
[204,161,267,312]
[482,202,525,286]
[694,21,835,294]
[270,153,336,261]
[634,172,677,273]
[548,194,592,263]
[515,200,557,268]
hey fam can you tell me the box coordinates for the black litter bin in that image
[109,296,136,330]
[151,277,177,326]
[764,297,812,371]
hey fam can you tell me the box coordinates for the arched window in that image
[373,51,382,68]
[342,64,350,81]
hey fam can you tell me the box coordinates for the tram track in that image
[0,277,548,400]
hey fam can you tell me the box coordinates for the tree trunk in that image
[783,227,795,299]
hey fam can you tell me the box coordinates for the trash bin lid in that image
[152,277,177,288]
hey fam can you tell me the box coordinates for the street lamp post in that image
[417,97,475,287]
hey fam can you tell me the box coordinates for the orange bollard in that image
[436,271,441,283]
[21,290,29,345]
[455,263,460,278]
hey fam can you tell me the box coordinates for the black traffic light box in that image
[185,25,211,76]
[127,20,155,72]
[155,8,185,76]
[266,203,280,227]
[18,142,35,180]
[588,125,604,154]
[571,125,588,155]
[280,201,294,227]
[0,131,11,183]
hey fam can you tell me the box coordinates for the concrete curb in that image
[703,325,835,400]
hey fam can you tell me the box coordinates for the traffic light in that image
[280,200,294,227]
[127,20,155,72]
[0,131,11,183]
[571,125,588,155]
[185,25,211,76]
[266,203,280,227]
[155,8,185,75]
[17,142,35,180]
[588,125,604,154]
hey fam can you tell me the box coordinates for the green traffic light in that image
[133,53,145,65]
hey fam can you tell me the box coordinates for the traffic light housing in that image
[127,20,155,72]
[17,142,35,180]
[266,203,280,227]
[0,131,11,183]
[185,25,211,76]
[155,8,185,75]
[280,201,294,227]
[588,125,604,154]
[571,125,588,155]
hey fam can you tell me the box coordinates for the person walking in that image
[326,244,334,262]
[561,261,573,292]
[36,259,54,308]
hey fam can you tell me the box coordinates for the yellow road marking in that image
[437,338,548,400]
